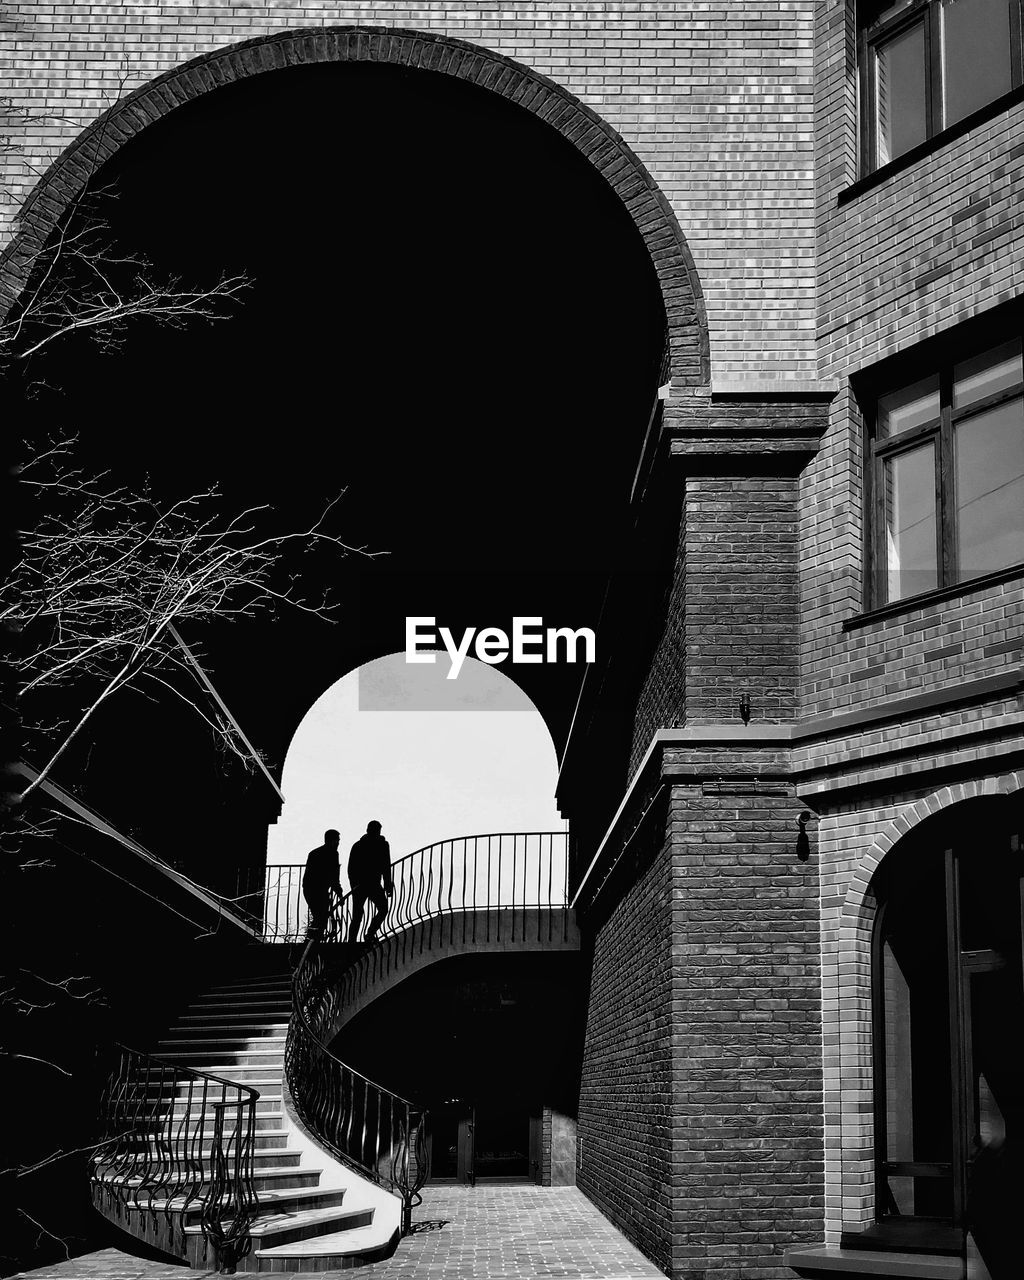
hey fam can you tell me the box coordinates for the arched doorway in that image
[865,796,1024,1260]
[265,651,565,937]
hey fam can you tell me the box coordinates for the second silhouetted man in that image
[348,820,393,944]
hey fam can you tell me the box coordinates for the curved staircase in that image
[92,966,401,1273]
[92,831,571,1271]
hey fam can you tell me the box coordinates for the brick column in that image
[573,391,829,1278]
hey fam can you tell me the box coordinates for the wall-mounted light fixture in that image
[738,692,751,725]
[796,812,812,863]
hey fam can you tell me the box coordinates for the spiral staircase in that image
[90,832,572,1273]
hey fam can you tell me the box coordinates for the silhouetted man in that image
[302,829,342,937]
[348,820,393,944]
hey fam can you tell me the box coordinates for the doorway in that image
[865,804,1024,1252]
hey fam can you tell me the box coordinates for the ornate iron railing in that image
[91,1044,258,1274]
[287,941,430,1235]
[284,832,569,1234]
[267,831,570,944]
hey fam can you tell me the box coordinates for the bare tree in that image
[0,80,375,1273]
[0,186,249,366]
[4,436,369,806]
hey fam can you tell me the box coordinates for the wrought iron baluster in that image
[486,836,492,943]
[283,834,565,1236]
[93,1048,258,1273]
[511,833,518,942]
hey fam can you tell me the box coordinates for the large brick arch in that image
[0,25,709,386]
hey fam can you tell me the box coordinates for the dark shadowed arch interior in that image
[11,55,670,874]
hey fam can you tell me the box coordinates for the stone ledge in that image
[785,1247,964,1280]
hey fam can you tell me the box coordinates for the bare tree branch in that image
[4,433,379,803]
[15,1210,71,1262]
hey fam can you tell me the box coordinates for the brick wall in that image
[0,1,817,386]
[624,396,825,780]
[630,497,688,773]
[577,831,675,1274]
[668,784,823,1279]
[578,775,824,1279]
[800,0,1024,718]
[683,472,799,726]
[801,6,1024,1243]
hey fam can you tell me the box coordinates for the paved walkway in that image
[12,1186,665,1280]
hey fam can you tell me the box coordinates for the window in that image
[859,0,1024,173]
[869,805,1023,1250]
[866,333,1024,606]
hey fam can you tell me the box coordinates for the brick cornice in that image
[663,389,833,464]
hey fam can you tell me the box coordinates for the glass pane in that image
[941,0,1014,128]
[954,340,1023,410]
[954,397,1024,580]
[883,940,916,1163]
[878,375,941,437]
[967,965,1024,1154]
[885,443,938,600]
[958,838,1022,953]
[875,21,929,165]
[878,850,954,1220]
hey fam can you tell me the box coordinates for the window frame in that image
[858,0,1024,177]
[864,330,1024,610]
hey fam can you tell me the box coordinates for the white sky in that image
[265,652,565,870]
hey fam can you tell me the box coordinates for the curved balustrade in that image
[283,832,568,1235]
[91,1044,258,1274]
[267,831,569,944]
[286,940,429,1235]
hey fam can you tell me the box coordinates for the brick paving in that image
[11,1186,665,1280]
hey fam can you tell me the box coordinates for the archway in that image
[5,33,705,923]
[847,795,1024,1261]
[267,651,564,904]
[0,26,708,386]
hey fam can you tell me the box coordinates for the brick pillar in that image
[683,471,799,724]
[666,777,822,1280]
[572,391,830,1279]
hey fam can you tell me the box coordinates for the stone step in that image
[161,1026,288,1040]
[114,1146,303,1171]
[143,1083,281,1104]
[151,1066,283,1084]
[146,1107,285,1128]
[196,979,292,994]
[203,978,293,994]
[142,1071,281,1089]
[180,1183,348,1224]
[96,1165,322,1194]
[155,1048,286,1069]
[171,1022,289,1037]
[254,1221,388,1271]
[182,1001,292,1017]
[138,1127,290,1150]
[183,1202,366,1251]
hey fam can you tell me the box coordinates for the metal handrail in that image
[286,933,429,1235]
[267,831,570,943]
[283,831,569,1235]
[91,1043,259,1274]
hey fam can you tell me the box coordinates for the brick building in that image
[2,4,1022,1280]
